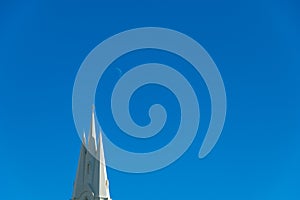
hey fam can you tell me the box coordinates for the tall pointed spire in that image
[88,105,97,153]
[72,106,112,200]
[98,131,111,199]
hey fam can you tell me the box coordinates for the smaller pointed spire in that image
[97,131,104,162]
[82,132,86,146]
[97,131,111,199]
[97,132,101,158]
[88,105,97,153]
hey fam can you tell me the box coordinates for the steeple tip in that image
[88,104,97,153]
[82,132,87,146]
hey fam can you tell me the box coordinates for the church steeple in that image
[98,131,111,200]
[88,105,97,154]
[72,107,112,200]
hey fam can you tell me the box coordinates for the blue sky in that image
[0,0,299,199]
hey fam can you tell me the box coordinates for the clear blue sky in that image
[0,0,299,199]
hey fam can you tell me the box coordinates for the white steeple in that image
[88,105,97,154]
[72,107,112,200]
[83,132,87,146]
[98,131,111,200]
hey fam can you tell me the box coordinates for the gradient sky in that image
[0,0,299,200]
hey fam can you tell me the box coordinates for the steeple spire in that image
[72,106,112,200]
[98,131,111,200]
[82,131,86,146]
[88,105,97,153]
